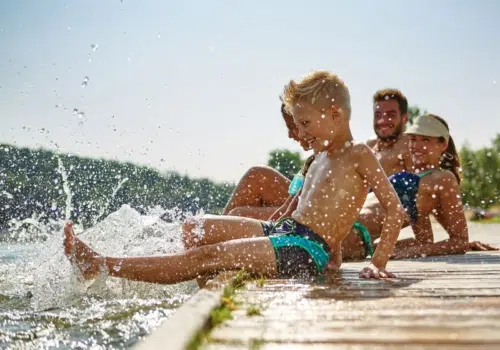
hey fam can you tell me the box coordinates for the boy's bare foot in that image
[64,221,105,279]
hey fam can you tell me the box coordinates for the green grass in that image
[187,270,251,350]
[474,217,500,224]
[249,338,265,350]
[246,305,262,316]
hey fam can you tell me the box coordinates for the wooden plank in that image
[205,225,500,349]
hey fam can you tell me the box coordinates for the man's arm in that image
[400,138,414,172]
[354,144,405,276]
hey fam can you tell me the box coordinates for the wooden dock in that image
[206,223,500,349]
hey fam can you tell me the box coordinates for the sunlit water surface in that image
[0,205,198,349]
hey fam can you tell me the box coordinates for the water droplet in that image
[77,112,84,119]
[73,108,78,115]
[323,140,329,146]
[90,44,98,51]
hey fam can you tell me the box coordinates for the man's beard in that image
[375,121,404,142]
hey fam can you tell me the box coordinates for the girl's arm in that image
[392,171,468,259]
[268,194,299,221]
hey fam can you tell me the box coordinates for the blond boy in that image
[64,71,405,282]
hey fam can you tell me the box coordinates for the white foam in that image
[8,205,199,311]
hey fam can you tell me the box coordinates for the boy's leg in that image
[223,166,290,216]
[64,222,278,284]
[182,214,268,250]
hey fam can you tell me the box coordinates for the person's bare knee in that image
[244,166,268,181]
[227,207,245,217]
[185,244,221,276]
[181,216,206,250]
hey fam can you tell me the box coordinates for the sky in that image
[1,0,499,183]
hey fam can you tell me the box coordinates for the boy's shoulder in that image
[350,141,373,156]
[324,141,371,159]
[326,141,374,164]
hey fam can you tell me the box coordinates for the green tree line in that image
[0,144,234,233]
[460,135,500,208]
[1,131,498,235]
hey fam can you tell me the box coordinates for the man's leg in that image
[64,222,278,284]
[182,214,267,250]
[223,166,290,218]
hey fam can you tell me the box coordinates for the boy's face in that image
[290,101,337,152]
[373,100,408,141]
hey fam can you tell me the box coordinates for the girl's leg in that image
[223,166,290,218]
[182,214,267,250]
[226,206,280,221]
[64,222,278,284]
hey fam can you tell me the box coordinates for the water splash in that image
[92,177,129,225]
[57,157,73,221]
[81,76,89,87]
[27,205,195,310]
[7,212,60,242]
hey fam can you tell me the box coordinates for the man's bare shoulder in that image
[366,137,377,148]
[395,134,410,148]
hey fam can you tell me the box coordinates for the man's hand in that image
[469,241,499,251]
[359,263,396,279]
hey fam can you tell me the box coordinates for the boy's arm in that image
[354,144,405,276]
[392,172,468,258]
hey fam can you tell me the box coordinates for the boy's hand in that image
[359,263,396,279]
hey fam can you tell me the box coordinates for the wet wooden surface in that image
[206,223,500,349]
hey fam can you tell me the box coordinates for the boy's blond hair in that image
[281,70,351,119]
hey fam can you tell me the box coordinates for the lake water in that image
[0,205,198,349]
